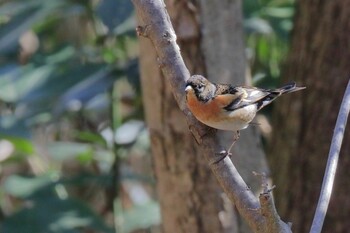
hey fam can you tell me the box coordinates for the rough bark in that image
[199,0,269,195]
[199,0,269,231]
[133,0,291,232]
[269,1,350,232]
[138,1,226,232]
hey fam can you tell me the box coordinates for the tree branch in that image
[132,0,291,232]
[254,172,292,232]
[310,79,350,233]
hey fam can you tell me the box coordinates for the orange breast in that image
[186,91,221,122]
[186,90,256,131]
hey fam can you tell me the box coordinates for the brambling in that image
[185,75,305,153]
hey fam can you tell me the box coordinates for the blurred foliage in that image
[243,0,295,87]
[0,0,158,232]
[0,0,294,232]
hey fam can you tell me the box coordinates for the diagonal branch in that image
[131,1,291,232]
[310,79,350,233]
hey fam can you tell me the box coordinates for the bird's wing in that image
[240,87,271,103]
[216,85,272,111]
[213,84,245,110]
[215,83,304,112]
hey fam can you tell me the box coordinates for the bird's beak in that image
[185,85,193,93]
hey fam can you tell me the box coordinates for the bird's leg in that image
[227,130,240,155]
[211,131,240,165]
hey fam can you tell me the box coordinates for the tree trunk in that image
[269,1,350,232]
[138,1,227,232]
[199,0,269,194]
[199,1,270,232]
[139,0,270,232]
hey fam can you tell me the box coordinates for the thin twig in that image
[253,172,291,233]
[310,79,350,233]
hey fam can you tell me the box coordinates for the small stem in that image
[310,79,350,233]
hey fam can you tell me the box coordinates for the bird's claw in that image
[211,150,230,165]
[219,150,232,156]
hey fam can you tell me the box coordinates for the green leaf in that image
[0,117,32,139]
[3,173,113,199]
[11,62,109,119]
[3,174,55,199]
[3,174,114,232]
[257,36,270,62]
[53,66,116,115]
[48,141,93,162]
[115,200,160,233]
[1,196,114,233]
[263,7,294,18]
[96,0,134,32]
[0,0,65,54]
[5,136,34,154]
[115,120,144,145]
[0,63,55,103]
[74,130,107,146]
[244,18,273,35]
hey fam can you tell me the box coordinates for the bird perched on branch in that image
[185,75,305,153]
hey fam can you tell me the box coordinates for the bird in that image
[185,75,305,154]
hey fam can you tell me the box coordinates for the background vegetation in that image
[0,0,296,232]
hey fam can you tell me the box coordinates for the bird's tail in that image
[276,82,306,95]
[256,82,305,110]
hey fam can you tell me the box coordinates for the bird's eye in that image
[197,84,205,92]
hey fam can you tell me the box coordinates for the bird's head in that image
[185,75,215,102]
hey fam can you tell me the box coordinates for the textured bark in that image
[269,1,350,232]
[134,0,291,232]
[138,1,226,232]
[199,0,269,194]
[199,0,270,232]
[140,1,269,232]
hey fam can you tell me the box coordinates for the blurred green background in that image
[0,0,294,232]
